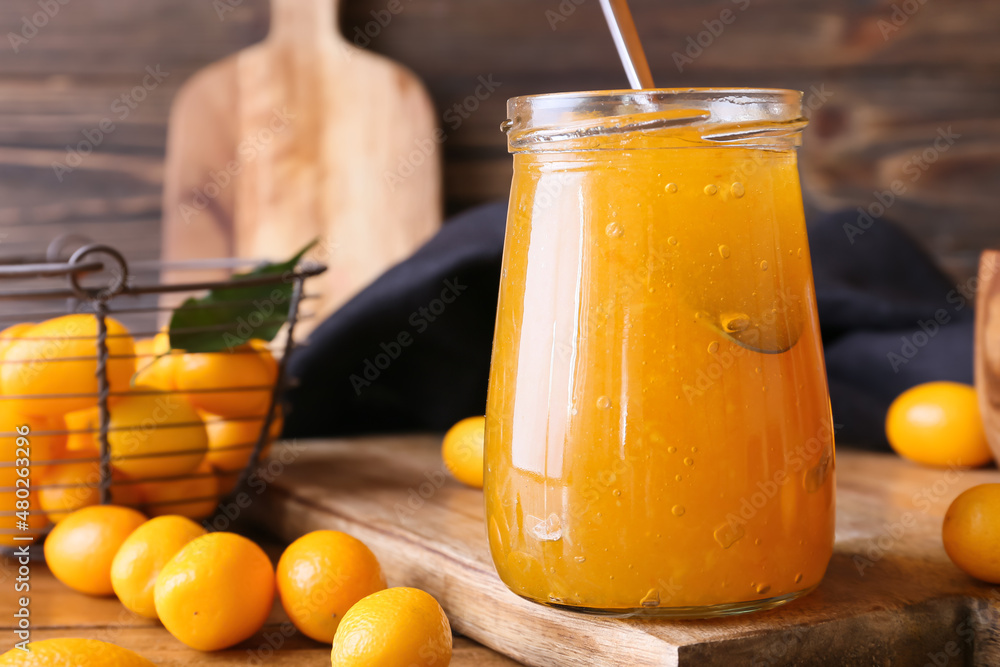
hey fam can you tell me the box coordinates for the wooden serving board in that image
[161,0,441,330]
[249,437,1000,667]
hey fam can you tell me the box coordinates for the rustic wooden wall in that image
[0,0,997,281]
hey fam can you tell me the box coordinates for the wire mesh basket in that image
[0,237,325,544]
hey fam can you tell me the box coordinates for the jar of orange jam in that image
[484,89,835,617]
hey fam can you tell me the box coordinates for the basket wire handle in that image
[94,303,114,504]
[64,244,130,504]
[67,244,129,302]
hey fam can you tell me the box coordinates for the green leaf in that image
[168,239,317,353]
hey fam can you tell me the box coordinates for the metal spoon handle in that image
[599,0,655,90]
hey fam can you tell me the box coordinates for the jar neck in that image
[504,89,807,154]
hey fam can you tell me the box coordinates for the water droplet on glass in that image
[530,513,563,542]
[672,504,686,517]
[754,538,761,546]
[613,489,622,497]
[684,457,695,467]
[731,182,746,198]
[690,446,698,453]
[605,222,624,238]
[760,260,769,271]
[755,583,771,595]
[675,474,683,482]
[718,244,731,259]
[596,395,612,410]
[574,556,586,563]
[667,446,677,454]
[548,594,564,604]
[707,341,719,354]
[640,588,660,607]
[714,522,746,549]
[668,236,678,246]
[794,573,803,583]
[704,184,718,196]
[665,183,678,194]
[797,248,804,258]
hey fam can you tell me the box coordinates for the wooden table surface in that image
[5,439,1000,665]
[0,560,520,665]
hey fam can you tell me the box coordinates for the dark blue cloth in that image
[284,204,972,450]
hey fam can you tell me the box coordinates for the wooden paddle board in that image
[161,0,441,330]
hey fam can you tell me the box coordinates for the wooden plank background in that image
[0,0,997,281]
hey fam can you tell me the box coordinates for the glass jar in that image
[484,89,835,617]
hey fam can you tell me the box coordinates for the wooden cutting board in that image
[976,249,1000,462]
[249,437,1000,667]
[160,0,441,328]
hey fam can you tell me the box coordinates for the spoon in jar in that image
[599,0,655,89]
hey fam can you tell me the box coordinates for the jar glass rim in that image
[508,87,802,106]
[503,88,807,152]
